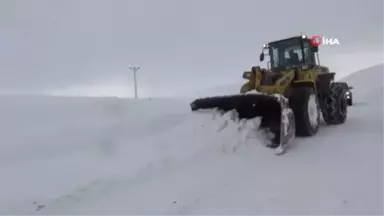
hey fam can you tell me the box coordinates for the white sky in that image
[1,0,383,97]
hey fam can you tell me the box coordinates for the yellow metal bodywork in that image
[240,66,318,95]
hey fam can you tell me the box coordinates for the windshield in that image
[268,38,303,69]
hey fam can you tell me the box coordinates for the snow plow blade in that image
[190,94,295,153]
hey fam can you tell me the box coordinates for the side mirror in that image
[348,86,353,90]
[242,71,251,79]
[259,53,264,62]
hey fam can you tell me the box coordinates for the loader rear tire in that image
[290,86,320,136]
[322,83,348,124]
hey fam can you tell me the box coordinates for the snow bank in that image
[0,95,265,214]
[50,63,382,215]
[0,95,190,213]
[1,63,383,215]
[340,63,384,99]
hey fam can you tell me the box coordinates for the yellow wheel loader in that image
[190,35,348,155]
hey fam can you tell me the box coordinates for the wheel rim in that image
[308,94,319,129]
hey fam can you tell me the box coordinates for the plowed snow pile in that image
[0,64,382,215]
[0,97,265,214]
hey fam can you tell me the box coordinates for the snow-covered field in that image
[1,64,383,215]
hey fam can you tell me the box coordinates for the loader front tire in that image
[322,83,348,124]
[290,86,320,136]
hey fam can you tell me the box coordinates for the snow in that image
[1,64,383,215]
[339,63,384,99]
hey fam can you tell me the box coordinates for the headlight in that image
[346,92,350,95]
[243,71,251,79]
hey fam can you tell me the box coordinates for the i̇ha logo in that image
[311,35,340,47]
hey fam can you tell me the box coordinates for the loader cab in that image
[259,35,318,73]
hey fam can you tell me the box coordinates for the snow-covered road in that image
[1,64,383,215]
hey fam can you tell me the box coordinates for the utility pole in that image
[129,65,140,98]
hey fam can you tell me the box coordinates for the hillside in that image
[340,63,384,99]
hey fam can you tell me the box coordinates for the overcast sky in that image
[1,0,383,97]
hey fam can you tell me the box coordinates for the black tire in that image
[289,86,320,136]
[322,83,348,124]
